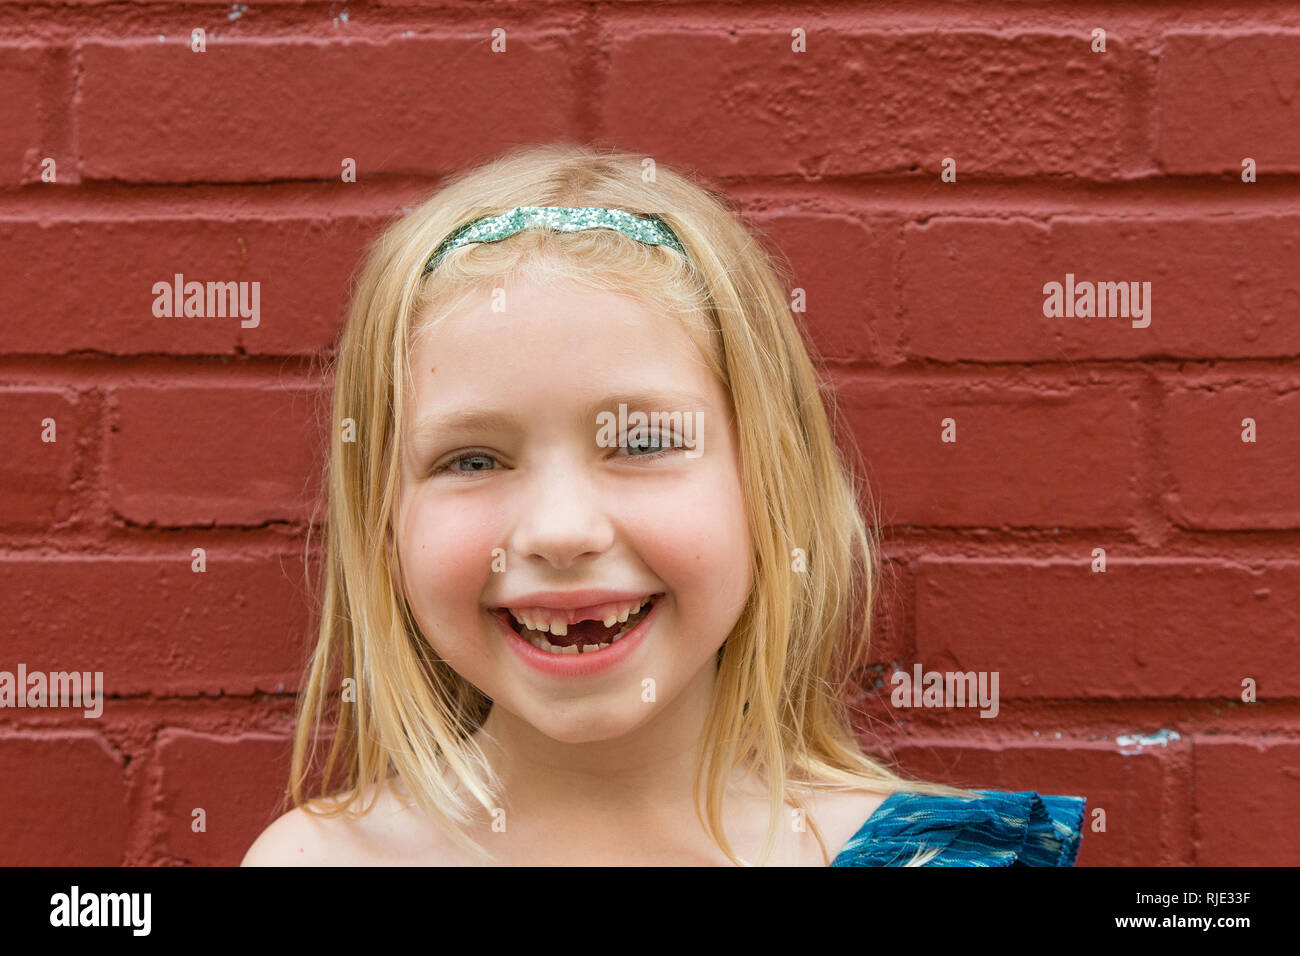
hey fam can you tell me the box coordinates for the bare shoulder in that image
[796,783,896,859]
[240,803,339,866]
[240,781,406,866]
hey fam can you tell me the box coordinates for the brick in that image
[887,739,1173,865]
[758,212,886,362]
[1193,738,1300,865]
[0,44,48,186]
[901,217,1300,361]
[1164,385,1300,530]
[1158,33,1300,174]
[0,389,93,530]
[107,384,325,526]
[5,0,296,4]
[0,215,383,355]
[156,730,293,866]
[0,554,315,696]
[0,732,129,865]
[837,379,1141,528]
[606,31,1132,178]
[914,558,1300,698]
[78,37,580,182]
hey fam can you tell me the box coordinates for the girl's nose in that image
[507,461,616,569]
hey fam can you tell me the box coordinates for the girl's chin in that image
[482,691,657,745]
[515,711,652,746]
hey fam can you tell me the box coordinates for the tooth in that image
[603,613,619,627]
[550,619,567,636]
[560,644,578,655]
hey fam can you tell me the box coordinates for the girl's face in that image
[394,276,754,744]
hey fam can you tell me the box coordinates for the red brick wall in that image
[1,2,1296,866]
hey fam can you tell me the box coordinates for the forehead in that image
[413,276,703,357]
[405,278,720,410]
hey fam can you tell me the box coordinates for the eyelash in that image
[431,434,682,477]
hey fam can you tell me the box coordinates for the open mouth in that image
[494,593,664,655]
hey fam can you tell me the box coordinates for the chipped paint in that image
[1116,728,1181,754]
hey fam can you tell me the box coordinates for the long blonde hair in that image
[286,142,978,866]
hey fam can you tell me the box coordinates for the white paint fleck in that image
[1116,728,1181,754]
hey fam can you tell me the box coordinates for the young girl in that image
[242,143,1085,867]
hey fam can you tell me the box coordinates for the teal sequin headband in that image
[422,205,688,274]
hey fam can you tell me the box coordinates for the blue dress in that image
[829,789,1086,866]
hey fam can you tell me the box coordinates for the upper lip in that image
[491,589,662,611]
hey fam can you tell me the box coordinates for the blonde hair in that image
[285,142,979,866]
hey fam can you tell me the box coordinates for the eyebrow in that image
[408,389,712,446]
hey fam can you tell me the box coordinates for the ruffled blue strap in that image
[830,789,1086,867]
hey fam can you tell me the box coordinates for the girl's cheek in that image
[400,495,503,630]
[626,462,751,589]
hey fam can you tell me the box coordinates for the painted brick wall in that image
[1,2,1296,867]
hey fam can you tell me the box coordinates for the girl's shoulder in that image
[829,788,1087,867]
[240,780,415,866]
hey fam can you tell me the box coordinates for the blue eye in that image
[430,433,683,477]
[430,451,498,476]
[622,430,679,457]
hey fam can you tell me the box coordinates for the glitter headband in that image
[422,205,688,274]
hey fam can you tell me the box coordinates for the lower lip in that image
[492,596,664,678]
